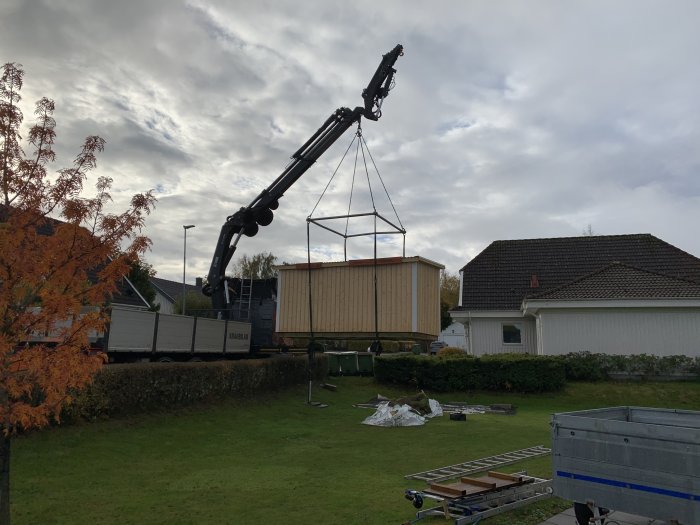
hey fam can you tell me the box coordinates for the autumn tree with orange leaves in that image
[0,62,156,524]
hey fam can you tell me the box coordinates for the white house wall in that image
[153,290,174,314]
[538,308,700,356]
[439,322,468,350]
[470,316,537,356]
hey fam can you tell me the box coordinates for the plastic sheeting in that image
[362,399,443,427]
[427,398,443,418]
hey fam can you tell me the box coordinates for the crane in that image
[204,44,404,313]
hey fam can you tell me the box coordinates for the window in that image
[502,323,522,344]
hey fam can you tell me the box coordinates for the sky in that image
[2,1,700,283]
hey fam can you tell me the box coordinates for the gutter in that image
[123,275,151,308]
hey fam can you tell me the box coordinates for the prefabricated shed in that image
[275,256,443,342]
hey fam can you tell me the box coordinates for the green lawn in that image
[11,378,700,525]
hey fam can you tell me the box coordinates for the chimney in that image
[196,277,203,289]
[530,274,539,288]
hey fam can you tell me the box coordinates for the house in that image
[112,276,151,310]
[150,276,207,314]
[439,322,468,350]
[0,204,150,311]
[450,234,700,357]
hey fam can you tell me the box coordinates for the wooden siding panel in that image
[417,264,440,335]
[277,257,441,338]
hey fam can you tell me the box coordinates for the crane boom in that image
[204,45,404,312]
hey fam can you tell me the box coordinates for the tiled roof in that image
[151,277,205,303]
[526,262,700,300]
[150,277,276,304]
[112,276,150,308]
[457,234,700,310]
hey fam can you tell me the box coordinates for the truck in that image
[202,43,405,352]
[27,46,404,362]
[102,277,279,361]
[102,306,252,362]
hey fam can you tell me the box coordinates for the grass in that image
[11,378,700,524]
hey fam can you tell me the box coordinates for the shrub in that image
[373,354,427,387]
[382,340,400,353]
[374,353,565,393]
[557,352,608,381]
[558,352,700,380]
[437,347,468,358]
[66,355,327,421]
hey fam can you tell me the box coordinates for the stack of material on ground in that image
[355,396,516,416]
[361,391,442,427]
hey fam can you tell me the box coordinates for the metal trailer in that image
[106,307,252,359]
[552,406,700,525]
[405,473,552,524]
[403,447,553,524]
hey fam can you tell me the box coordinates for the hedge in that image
[66,355,327,421]
[374,353,565,393]
[557,352,700,381]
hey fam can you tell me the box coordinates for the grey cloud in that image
[3,0,700,280]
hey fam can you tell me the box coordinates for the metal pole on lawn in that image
[306,220,314,404]
[182,224,195,315]
[374,213,378,343]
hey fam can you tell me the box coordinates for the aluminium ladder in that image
[238,278,253,320]
[404,445,551,483]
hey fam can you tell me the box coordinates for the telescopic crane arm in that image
[204,44,403,311]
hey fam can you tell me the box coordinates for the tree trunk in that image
[0,432,9,525]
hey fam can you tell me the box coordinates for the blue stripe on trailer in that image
[556,471,700,501]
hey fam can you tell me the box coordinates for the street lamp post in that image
[182,224,195,315]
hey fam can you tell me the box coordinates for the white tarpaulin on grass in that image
[362,399,443,427]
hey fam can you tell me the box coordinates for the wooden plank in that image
[426,471,531,500]
[459,477,497,489]
[429,483,465,498]
[488,471,523,482]
[348,256,403,266]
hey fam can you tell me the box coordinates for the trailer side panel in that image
[552,406,700,524]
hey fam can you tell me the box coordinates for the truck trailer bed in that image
[552,406,700,524]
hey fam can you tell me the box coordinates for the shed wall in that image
[276,258,440,339]
[417,262,441,335]
[538,308,700,356]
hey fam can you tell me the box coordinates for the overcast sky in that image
[3,1,700,283]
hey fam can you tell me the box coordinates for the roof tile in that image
[526,262,700,300]
[458,234,700,310]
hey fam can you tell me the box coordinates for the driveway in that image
[539,507,670,525]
